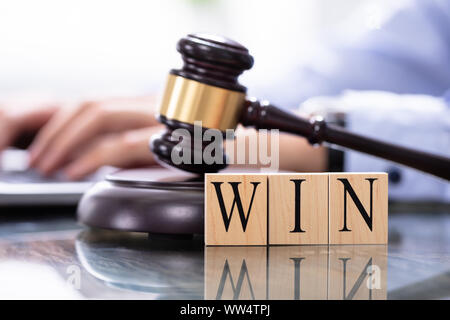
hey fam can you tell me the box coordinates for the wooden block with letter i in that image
[268,174,328,245]
[205,174,267,246]
[329,173,388,244]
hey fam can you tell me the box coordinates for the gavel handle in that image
[241,98,450,181]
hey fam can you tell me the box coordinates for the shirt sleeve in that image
[300,90,450,202]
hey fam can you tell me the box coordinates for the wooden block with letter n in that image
[205,174,267,246]
[329,173,388,244]
[268,174,328,245]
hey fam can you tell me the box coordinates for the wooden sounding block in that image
[205,174,267,246]
[269,174,328,245]
[205,172,388,246]
[329,173,388,245]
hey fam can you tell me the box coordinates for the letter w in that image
[211,182,261,232]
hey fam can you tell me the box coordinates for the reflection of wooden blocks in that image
[205,246,267,300]
[205,246,387,300]
[268,174,328,245]
[329,173,388,245]
[268,246,328,300]
[205,174,267,246]
[328,246,387,300]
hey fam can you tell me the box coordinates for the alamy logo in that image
[366,264,381,290]
[66,265,81,290]
[170,121,280,171]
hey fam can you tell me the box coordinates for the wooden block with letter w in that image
[205,174,268,246]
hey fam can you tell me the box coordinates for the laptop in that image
[0,149,115,206]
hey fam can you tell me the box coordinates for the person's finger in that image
[10,105,59,133]
[35,108,108,175]
[64,126,162,180]
[28,101,95,166]
[0,105,57,151]
[0,109,17,151]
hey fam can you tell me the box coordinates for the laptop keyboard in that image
[0,169,73,184]
[0,149,100,184]
[0,149,115,185]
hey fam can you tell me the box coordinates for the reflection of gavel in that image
[151,33,450,180]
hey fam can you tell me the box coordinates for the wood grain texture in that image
[268,174,328,245]
[205,174,267,246]
[329,173,388,245]
[268,246,328,300]
[204,246,267,300]
[328,246,387,300]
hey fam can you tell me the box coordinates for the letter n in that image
[338,178,377,232]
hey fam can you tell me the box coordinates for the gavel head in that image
[150,33,254,174]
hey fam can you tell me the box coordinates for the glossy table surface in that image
[0,205,449,300]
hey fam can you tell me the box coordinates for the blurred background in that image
[0,0,448,202]
[0,0,406,101]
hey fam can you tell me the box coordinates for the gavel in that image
[150,33,450,180]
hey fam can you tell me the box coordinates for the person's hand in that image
[28,97,161,178]
[63,126,163,180]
